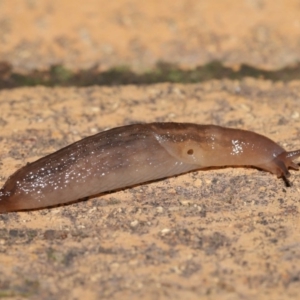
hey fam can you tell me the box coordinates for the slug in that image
[0,122,299,213]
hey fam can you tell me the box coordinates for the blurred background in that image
[1,0,300,86]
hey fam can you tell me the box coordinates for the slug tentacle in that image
[255,149,300,183]
[285,150,300,169]
[0,122,299,212]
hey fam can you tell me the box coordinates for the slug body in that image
[0,123,299,212]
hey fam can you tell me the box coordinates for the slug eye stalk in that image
[275,149,300,186]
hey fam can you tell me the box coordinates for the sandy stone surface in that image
[1,0,300,72]
[0,80,300,299]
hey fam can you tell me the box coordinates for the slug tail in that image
[0,188,16,213]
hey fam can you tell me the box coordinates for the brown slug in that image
[0,122,299,213]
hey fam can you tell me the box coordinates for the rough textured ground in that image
[0,80,300,299]
[1,0,300,72]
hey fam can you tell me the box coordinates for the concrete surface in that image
[0,80,300,299]
[1,0,300,72]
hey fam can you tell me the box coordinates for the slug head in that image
[258,149,300,186]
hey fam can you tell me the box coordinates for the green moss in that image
[0,279,40,298]
[0,290,16,298]
[1,60,300,89]
[50,65,73,83]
